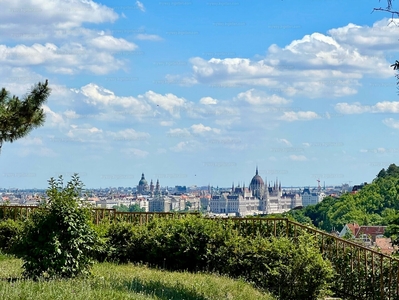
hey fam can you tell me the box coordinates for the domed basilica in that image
[137,173,149,194]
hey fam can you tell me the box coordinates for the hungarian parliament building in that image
[209,167,306,216]
[135,168,326,216]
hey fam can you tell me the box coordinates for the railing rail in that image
[214,217,399,300]
[0,205,199,224]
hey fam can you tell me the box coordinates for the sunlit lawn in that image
[0,254,275,300]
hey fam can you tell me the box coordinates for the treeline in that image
[285,164,399,233]
[113,204,145,212]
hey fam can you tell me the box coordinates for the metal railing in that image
[218,217,399,300]
[0,205,41,221]
[0,205,199,224]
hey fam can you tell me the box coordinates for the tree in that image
[113,204,145,212]
[113,204,130,212]
[16,174,100,279]
[373,0,399,93]
[0,80,51,152]
[129,203,145,212]
[373,0,399,17]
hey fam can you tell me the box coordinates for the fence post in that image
[357,248,361,298]
[381,254,384,300]
[397,259,399,299]
[389,258,392,300]
[365,251,368,299]
[286,219,289,238]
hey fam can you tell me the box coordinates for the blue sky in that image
[0,0,398,189]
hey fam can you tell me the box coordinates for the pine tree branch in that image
[0,80,50,148]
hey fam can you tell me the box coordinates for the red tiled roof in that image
[355,226,386,238]
[375,238,397,255]
[346,223,360,235]
[343,224,386,239]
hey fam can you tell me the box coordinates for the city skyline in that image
[0,167,374,190]
[0,0,398,189]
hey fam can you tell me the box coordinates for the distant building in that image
[174,186,187,194]
[148,196,171,212]
[137,173,149,194]
[339,223,387,248]
[144,177,199,212]
[209,167,300,216]
[281,191,302,209]
[301,188,325,207]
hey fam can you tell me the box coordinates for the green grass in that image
[0,256,275,300]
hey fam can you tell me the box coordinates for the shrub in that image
[91,221,112,262]
[214,233,335,300]
[143,215,236,271]
[15,175,101,279]
[0,219,23,254]
[105,222,149,264]
[101,216,335,299]
[104,216,236,271]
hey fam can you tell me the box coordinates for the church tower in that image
[150,179,154,193]
[155,179,160,195]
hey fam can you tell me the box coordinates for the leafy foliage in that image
[214,234,334,300]
[0,219,23,254]
[112,204,145,212]
[102,216,334,299]
[0,80,51,152]
[15,174,100,279]
[287,164,399,232]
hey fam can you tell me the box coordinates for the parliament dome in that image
[250,167,264,187]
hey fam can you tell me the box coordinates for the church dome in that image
[139,173,148,185]
[250,167,264,187]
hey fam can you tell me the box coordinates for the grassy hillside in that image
[0,255,275,300]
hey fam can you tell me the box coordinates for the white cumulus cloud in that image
[237,89,290,106]
[190,123,220,134]
[279,111,321,122]
[200,96,218,105]
[335,101,399,114]
[176,19,397,99]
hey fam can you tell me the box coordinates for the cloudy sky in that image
[1,0,398,189]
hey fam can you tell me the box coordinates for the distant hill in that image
[286,164,399,232]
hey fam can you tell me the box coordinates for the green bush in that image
[91,221,112,262]
[104,216,235,271]
[104,221,149,264]
[214,233,335,300]
[0,219,23,253]
[99,216,335,299]
[143,215,234,271]
[15,175,101,279]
